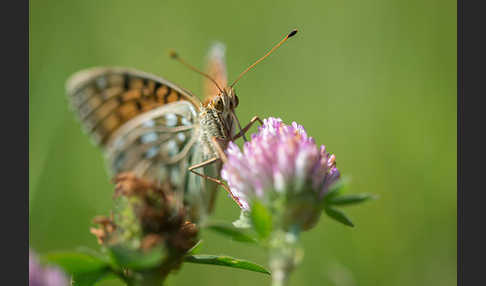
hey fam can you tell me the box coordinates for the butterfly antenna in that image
[169,50,224,94]
[230,29,298,88]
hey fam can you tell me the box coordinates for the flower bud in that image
[91,172,199,253]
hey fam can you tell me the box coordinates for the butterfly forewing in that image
[66,67,198,146]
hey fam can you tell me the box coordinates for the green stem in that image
[269,227,301,286]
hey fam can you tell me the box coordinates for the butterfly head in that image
[205,88,239,114]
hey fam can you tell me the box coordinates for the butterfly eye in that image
[233,95,239,108]
[213,97,224,112]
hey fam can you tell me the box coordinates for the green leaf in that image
[250,201,273,239]
[108,245,165,270]
[74,247,114,266]
[184,255,270,275]
[71,269,113,286]
[44,252,112,286]
[324,206,354,227]
[206,223,258,243]
[327,193,376,206]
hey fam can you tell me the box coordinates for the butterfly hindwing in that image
[103,101,214,221]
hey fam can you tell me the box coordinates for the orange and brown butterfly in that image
[66,29,298,220]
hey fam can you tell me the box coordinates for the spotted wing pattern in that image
[66,67,199,146]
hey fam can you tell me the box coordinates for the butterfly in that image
[66,29,297,221]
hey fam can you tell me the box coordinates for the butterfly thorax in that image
[198,89,239,159]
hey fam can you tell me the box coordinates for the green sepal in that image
[250,201,273,239]
[324,206,354,227]
[327,193,376,206]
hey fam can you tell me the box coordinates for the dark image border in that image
[2,0,29,284]
[460,0,486,285]
[3,0,483,284]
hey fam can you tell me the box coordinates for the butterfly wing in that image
[66,67,212,220]
[66,67,201,146]
[104,101,213,220]
[203,42,228,104]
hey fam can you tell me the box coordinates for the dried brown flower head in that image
[92,172,199,254]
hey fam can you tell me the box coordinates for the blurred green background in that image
[29,0,456,285]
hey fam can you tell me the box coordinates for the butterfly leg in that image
[231,116,264,141]
[188,158,243,208]
[211,136,228,163]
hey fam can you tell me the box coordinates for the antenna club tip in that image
[169,50,178,59]
[288,29,298,38]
